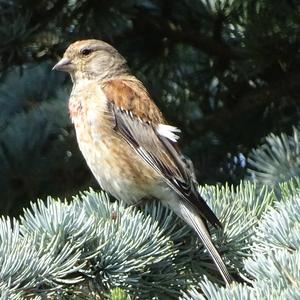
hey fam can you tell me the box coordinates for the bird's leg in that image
[129,197,152,209]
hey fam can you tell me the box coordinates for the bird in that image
[53,39,233,285]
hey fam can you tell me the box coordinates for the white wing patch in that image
[156,124,181,142]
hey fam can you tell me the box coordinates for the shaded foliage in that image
[0,1,300,213]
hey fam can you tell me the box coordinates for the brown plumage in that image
[53,39,233,285]
[102,78,165,123]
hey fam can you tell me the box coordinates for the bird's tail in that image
[169,200,232,285]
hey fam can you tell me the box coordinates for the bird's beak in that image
[52,57,73,72]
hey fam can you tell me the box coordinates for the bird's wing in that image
[101,78,221,228]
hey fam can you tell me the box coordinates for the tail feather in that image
[170,200,232,285]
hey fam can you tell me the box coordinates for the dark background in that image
[0,0,299,216]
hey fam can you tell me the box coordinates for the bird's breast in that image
[69,99,83,120]
[69,84,159,204]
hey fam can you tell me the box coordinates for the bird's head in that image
[53,39,129,83]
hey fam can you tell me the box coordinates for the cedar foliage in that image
[1,0,300,214]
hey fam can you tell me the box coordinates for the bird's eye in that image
[80,48,92,56]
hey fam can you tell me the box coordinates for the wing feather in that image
[102,78,221,228]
